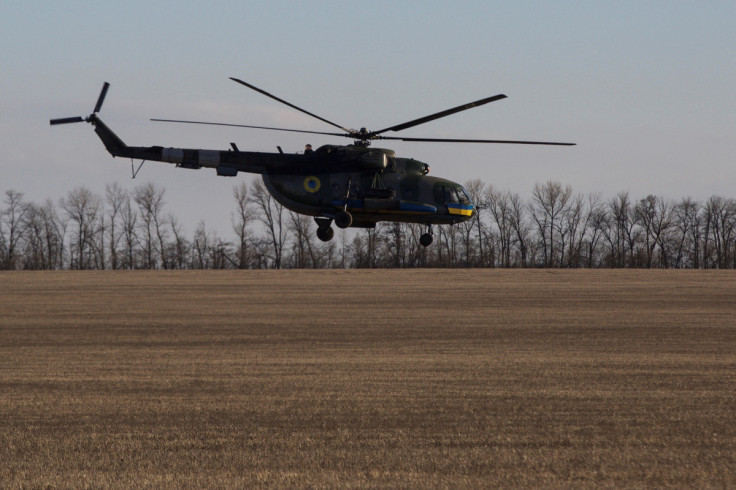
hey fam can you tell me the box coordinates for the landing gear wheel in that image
[317,226,334,242]
[420,233,434,247]
[335,210,353,229]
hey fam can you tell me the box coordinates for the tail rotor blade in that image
[50,116,85,126]
[93,82,110,114]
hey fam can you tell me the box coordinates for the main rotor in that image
[152,77,575,147]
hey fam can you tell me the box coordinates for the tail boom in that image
[89,115,285,175]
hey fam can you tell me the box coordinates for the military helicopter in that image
[51,79,574,246]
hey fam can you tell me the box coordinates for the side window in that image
[435,185,460,204]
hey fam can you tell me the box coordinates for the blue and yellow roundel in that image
[303,176,321,193]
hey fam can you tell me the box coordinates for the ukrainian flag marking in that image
[447,203,474,216]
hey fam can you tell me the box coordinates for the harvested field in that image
[1,270,735,487]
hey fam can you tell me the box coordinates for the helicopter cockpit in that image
[434,184,474,218]
[436,184,472,205]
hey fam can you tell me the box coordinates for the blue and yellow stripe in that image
[447,203,474,217]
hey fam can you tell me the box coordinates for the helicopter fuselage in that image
[262,145,475,227]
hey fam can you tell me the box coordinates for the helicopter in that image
[50,78,574,246]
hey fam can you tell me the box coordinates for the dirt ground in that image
[1,270,735,487]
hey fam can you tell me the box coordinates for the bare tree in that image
[350,228,380,268]
[436,224,461,267]
[208,233,230,269]
[603,192,640,267]
[286,210,324,268]
[250,179,286,269]
[168,213,189,269]
[485,186,514,267]
[560,193,588,268]
[60,187,102,270]
[232,182,252,269]
[635,195,673,268]
[1,190,28,270]
[120,193,138,269]
[21,202,46,269]
[21,200,66,270]
[38,199,65,270]
[458,179,485,267]
[104,183,127,270]
[508,192,531,267]
[133,183,168,269]
[704,196,736,269]
[671,197,702,268]
[583,195,607,268]
[530,181,572,267]
[382,222,406,268]
[192,221,210,269]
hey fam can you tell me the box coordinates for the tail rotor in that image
[50,82,110,126]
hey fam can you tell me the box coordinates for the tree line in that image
[2,179,736,270]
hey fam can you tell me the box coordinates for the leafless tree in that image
[383,222,406,268]
[583,195,608,268]
[603,192,640,267]
[133,182,168,269]
[458,179,485,266]
[635,195,673,268]
[25,199,66,270]
[232,182,252,269]
[485,186,514,267]
[1,190,28,269]
[168,214,189,269]
[192,221,210,269]
[21,202,47,269]
[671,197,702,268]
[104,183,127,270]
[287,210,325,268]
[350,228,380,268]
[60,187,102,270]
[208,233,231,269]
[560,193,598,268]
[508,192,531,267]
[530,181,572,267]
[436,224,462,267]
[120,193,138,269]
[250,179,286,269]
[703,196,736,269]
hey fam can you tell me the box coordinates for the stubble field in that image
[1,269,735,487]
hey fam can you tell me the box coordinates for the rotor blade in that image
[93,82,110,114]
[378,135,575,145]
[229,77,353,135]
[371,94,508,137]
[50,116,85,125]
[151,118,351,138]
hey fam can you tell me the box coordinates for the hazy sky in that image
[2,1,735,235]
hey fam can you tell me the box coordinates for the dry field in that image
[1,270,735,487]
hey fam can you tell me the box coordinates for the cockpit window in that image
[445,187,459,203]
[435,185,473,205]
[457,187,472,205]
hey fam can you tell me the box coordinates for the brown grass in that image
[1,270,735,487]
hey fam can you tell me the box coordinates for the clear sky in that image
[2,1,735,236]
